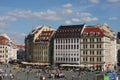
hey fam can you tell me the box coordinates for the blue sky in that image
[0,0,120,44]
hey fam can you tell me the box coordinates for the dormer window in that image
[96,32,100,36]
[83,32,88,36]
[90,32,95,36]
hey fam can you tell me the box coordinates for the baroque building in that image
[54,24,85,65]
[81,23,117,71]
[0,34,17,63]
[25,26,55,65]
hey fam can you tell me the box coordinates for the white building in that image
[54,24,85,65]
[81,24,117,71]
[0,34,17,63]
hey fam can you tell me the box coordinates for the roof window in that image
[83,32,88,36]
[90,32,95,36]
[96,32,100,36]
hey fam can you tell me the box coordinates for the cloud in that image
[0,22,10,28]
[8,9,62,21]
[107,0,120,3]
[65,20,72,24]
[0,2,98,24]
[89,0,100,3]
[109,17,118,20]
[78,12,92,17]
[82,17,98,22]
[62,3,72,8]
[72,18,81,22]
[8,32,27,44]
[5,8,97,23]
[0,15,17,22]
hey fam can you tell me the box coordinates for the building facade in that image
[54,24,85,65]
[25,26,55,65]
[81,24,117,71]
[0,34,17,63]
[117,32,120,69]
[17,45,25,61]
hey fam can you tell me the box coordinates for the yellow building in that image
[25,26,55,65]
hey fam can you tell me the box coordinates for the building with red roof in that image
[81,24,116,71]
[0,34,17,63]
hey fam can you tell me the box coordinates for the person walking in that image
[9,73,14,80]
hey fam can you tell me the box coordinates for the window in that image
[74,58,76,61]
[100,58,101,61]
[86,39,87,42]
[90,58,91,61]
[56,45,57,49]
[77,58,79,61]
[97,58,99,61]
[74,45,76,49]
[86,57,88,61]
[92,44,94,48]
[90,32,95,36]
[71,39,73,43]
[77,39,79,43]
[92,38,94,42]
[83,51,85,55]
[83,32,88,36]
[96,32,100,36]
[71,58,73,61]
[71,45,73,49]
[83,45,85,49]
[74,39,76,43]
[100,44,101,48]
[83,57,85,61]
[86,44,87,48]
[77,45,79,49]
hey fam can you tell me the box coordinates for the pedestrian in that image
[4,73,8,79]
[72,75,74,80]
[10,73,14,80]
[42,76,46,80]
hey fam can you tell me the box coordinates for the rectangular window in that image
[71,45,73,49]
[74,45,76,49]
[74,58,76,61]
[77,45,79,49]
[77,58,79,61]
[77,39,79,43]
[74,39,76,43]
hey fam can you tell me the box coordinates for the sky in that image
[0,0,120,44]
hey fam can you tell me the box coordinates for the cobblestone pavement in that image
[0,64,80,80]
[1,64,120,80]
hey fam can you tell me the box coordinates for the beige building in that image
[25,26,55,65]
[0,34,17,63]
[80,24,116,71]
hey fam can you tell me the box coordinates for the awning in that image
[60,64,84,67]
[21,62,50,65]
